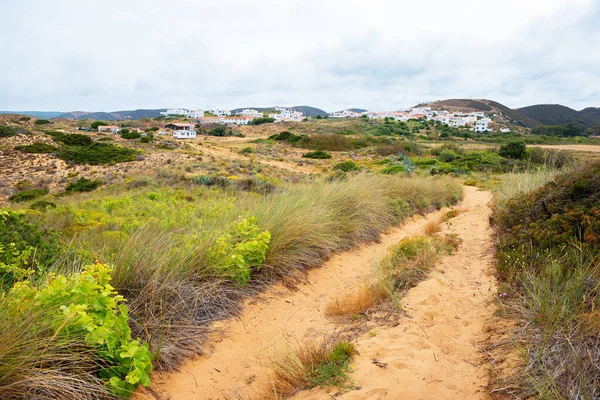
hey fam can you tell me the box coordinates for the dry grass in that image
[325,284,382,316]
[264,338,356,400]
[424,220,442,235]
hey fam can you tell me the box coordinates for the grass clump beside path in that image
[492,161,600,398]
[266,338,356,399]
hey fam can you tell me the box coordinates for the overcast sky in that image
[1,0,598,112]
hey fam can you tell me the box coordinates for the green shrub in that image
[239,147,253,155]
[499,140,527,160]
[140,136,152,143]
[208,126,242,137]
[66,177,103,193]
[302,150,332,159]
[15,142,56,153]
[29,199,57,211]
[381,164,404,174]
[97,137,114,142]
[8,189,48,202]
[56,143,138,165]
[0,208,61,276]
[248,117,275,125]
[333,160,360,172]
[34,119,51,125]
[5,263,153,396]
[438,149,459,162]
[54,133,94,146]
[0,126,16,137]
[269,131,302,143]
[121,131,142,140]
[208,217,271,284]
[297,134,357,151]
[91,120,108,129]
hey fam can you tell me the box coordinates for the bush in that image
[302,150,332,159]
[248,117,275,125]
[381,164,404,174]
[333,160,360,172]
[269,131,302,143]
[14,142,56,153]
[0,126,17,137]
[65,177,103,193]
[8,189,48,202]
[29,199,57,211]
[438,149,459,162]
[56,143,138,165]
[53,133,94,146]
[34,119,51,125]
[0,208,61,277]
[499,140,527,160]
[91,120,108,129]
[121,131,142,140]
[140,136,152,143]
[239,147,253,155]
[208,126,242,137]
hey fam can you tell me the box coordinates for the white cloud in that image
[0,0,598,111]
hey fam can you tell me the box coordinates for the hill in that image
[425,99,542,128]
[58,109,167,121]
[230,105,328,117]
[518,104,600,127]
[0,111,64,119]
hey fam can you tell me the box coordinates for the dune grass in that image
[0,174,461,397]
[265,338,356,399]
[492,161,600,398]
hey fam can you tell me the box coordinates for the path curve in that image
[144,186,496,400]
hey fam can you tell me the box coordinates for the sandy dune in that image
[143,186,496,399]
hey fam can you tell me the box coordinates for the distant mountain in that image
[348,108,368,113]
[230,105,328,117]
[517,104,600,127]
[58,109,167,120]
[0,111,64,119]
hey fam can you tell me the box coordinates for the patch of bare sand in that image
[144,186,497,400]
[529,144,600,152]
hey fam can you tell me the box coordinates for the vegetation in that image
[302,150,332,159]
[9,189,48,203]
[207,126,242,137]
[91,120,109,129]
[0,126,17,137]
[492,162,600,398]
[15,142,57,153]
[56,143,138,165]
[333,160,360,172]
[531,122,586,137]
[34,119,51,125]
[266,338,356,399]
[249,117,275,125]
[498,140,527,159]
[65,177,103,193]
[121,131,142,140]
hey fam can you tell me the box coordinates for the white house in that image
[500,128,511,133]
[222,116,254,125]
[212,109,231,117]
[474,118,492,132]
[98,125,120,134]
[160,108,189,117]
[239,109,263,118]
[187,109,205,119]
[166,123,196,139]
[269,107,304,122]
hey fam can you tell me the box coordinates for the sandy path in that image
[147,186,496,400]
[528,144,600,152]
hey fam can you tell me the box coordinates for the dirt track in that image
[144,186,497,399]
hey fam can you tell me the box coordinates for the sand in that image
[142,186,497,399]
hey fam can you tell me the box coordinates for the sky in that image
[0,0,599,112]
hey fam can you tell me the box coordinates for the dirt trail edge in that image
[148,186,496,400]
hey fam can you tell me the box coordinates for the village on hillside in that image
[118,105,505,139]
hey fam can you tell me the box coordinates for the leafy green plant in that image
[53,133,94,146]
[34,119,51,125]
[121,131,141,140]
[249,117,275,125]
[29,199,57,211]
[269,131,302,143]
[91,120,108,129]
[14,142,56,153]
[0,244,34,290]
[9,189,48,202]
[499,140,527,160]
[6,263,153,397]
[208,217,271,284]
[302,150,332,159]
[66,177,103,193]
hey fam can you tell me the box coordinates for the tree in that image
[91,120,109,129]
